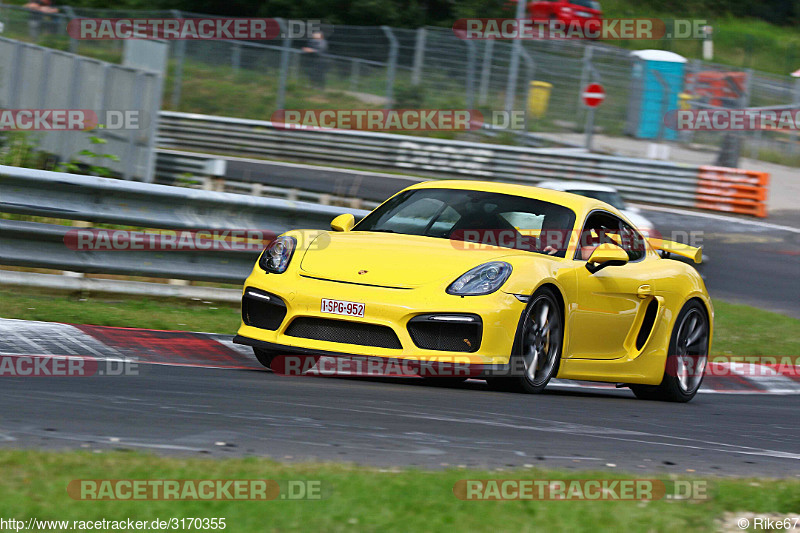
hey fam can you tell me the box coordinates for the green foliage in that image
[0,132,51,169]
[57,133,121,178]
[393,82,426,108]
[0,128,121,177]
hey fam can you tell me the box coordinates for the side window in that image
[575,211,646,262]
[616,219,646,262]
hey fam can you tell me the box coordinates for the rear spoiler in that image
[648,239,702,264]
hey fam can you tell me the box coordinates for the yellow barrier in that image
[527,81,552,119]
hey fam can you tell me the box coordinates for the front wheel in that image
[631,300,709,402]
[253,347,278,369]
[487,287,563,393]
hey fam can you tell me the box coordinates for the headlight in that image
[446,261,512,296]
[259,236,297,274]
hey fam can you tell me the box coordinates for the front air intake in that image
[285,317,402,349]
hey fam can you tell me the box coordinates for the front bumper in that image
[236,269,526,365]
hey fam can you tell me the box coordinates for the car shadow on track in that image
[255,366,636,399]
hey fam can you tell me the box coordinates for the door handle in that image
[637,285,653,299]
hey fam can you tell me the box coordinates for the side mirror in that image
[586,242,629,274]
[331,213,355,232]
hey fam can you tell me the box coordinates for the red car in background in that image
[528,0,602,30]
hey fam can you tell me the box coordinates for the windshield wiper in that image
[368,229,397,233]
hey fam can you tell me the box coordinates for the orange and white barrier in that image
[695,166,770,218]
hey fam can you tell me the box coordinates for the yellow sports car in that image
[234,180,712,402]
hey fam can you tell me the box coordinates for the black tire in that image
[630,299,709,402]
[486,286,563,394]
[253,347,278,370]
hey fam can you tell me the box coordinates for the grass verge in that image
[0,286,240,334]
[0,287,798,356]
[0,450,798,532]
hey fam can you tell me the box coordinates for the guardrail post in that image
[59,55,83,158]
[465,40,476,110]
[231,42,241,73]
[350,59,360,92]
[478,40,494,106]
[276,18,290,112]
[581,46,600,150]
[60,6,78,54]
[37,48,51,108]
[5,40,22,109]
[411,28,425,86]
[126,72,147,181]
[170,10,185,110]
[519,46,535,132]
[95,63,111,159]
[577,44,593,124]
[382,26,398,109]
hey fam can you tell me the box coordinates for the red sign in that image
[582,83,605,108]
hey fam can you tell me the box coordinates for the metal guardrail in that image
[156,111,770,217]
[0,165,368,284]
[0,270,242,301]
[154,149,391,209]
[0,36,163,182]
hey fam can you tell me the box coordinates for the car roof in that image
[536,180,618,193]
[405,179,613,216]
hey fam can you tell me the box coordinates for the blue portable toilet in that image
[625,50,687,141]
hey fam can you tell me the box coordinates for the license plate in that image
[321,299,365,318]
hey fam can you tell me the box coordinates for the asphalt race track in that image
[1,167,799,476]
[0,317,798,477]
[641,207,800,319]
[1,364,799,476]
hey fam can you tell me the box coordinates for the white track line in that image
[633,203,800,234]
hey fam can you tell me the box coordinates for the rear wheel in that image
[487,287,563,393]
[253,347,278,369]
[631,300,709,402]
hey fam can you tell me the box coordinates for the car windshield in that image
[570,0,601,10]
[567,189,626,210]
[353,188,577,257]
